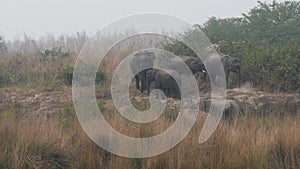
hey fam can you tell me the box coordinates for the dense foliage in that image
[165,1,300,92]
[219,40,300,91]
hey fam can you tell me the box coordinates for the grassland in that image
[0,90,299,169]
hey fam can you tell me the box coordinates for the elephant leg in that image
[140,71,147,93]
[174,85,181,99]
[169,88,175,99]
[161,88,167,99]
[147,81,151,96]
[135,75,140,90]
[165,88,171,97]
[153,81,160,99]
[147,79,153,96]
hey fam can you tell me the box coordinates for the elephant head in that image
[135,51,156,70]
[183,56,206,74]
[169,56,206,75]
[130,50,156,93]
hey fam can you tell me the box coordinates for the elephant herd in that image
[130,50,241,99]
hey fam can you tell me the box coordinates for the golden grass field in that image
[0,91,299,169]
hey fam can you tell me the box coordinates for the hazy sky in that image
[0,0,285,40]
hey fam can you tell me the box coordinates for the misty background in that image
[0,0,284,40]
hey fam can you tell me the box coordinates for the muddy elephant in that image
[130,50,156,93]
[146,69,181,99]
[205,53,241,88]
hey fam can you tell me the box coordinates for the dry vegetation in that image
[0,100,299,169]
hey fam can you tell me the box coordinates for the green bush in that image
[163,40,196,57]
[163,1,300,92]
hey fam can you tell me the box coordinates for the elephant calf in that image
[146,69,181,99]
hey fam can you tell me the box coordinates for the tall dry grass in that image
[0,104,299,169]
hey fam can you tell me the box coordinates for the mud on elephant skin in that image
[146,69,181,100]
[130,50,156,93]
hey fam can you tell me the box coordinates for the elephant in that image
[130,50,156,93]
[180,56,206,75]
[169,56,206,75]
[146,69,181,99]
[169,56,207,82]
[205,52,241,88]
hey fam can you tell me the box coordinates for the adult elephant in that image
[130,50,156,93]
[181,56,206,75]
[169,56,206,75]
[146,69,181,99]
[205,52,241,88]
[169,56,207,83]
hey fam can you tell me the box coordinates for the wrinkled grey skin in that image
[169,56,206,75]
[130,51,156,93]
[205,53,241,88]
[146,69,181,99]
[181,56,206,75]
[223,55,241,88]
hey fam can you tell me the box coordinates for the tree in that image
[163,1,300,91]
[243,1,300,44]
[0,34,8,55]
[198,1,300,45]
[199,17,246,43]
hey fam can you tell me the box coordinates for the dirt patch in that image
[0,87,299,118]
[0,88,71,117]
